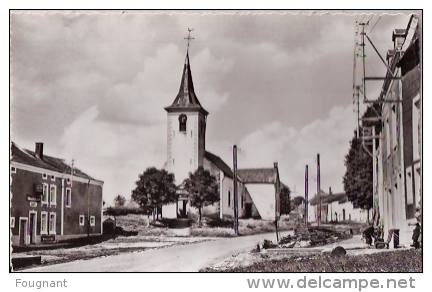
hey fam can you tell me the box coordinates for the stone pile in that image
[277,225,353,248]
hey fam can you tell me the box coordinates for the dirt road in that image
[22,231,290,272]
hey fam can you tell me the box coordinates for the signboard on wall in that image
[27,195,41,202]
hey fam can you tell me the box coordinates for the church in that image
[161,37,284,221]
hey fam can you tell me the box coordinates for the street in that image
[21,231,290,272]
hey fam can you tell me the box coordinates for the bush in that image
[206,218,233,228]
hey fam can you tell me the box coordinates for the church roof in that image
[10,142,101,181]
[165,53,208,116]
[204,151,234,179]
[237,168,279,184]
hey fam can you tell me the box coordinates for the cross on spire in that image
[184,28,194,53]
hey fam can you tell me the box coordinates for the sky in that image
[10,10,418,206]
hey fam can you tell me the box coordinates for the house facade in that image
[308,191,368,224]
[10,142,104,246]
[375,15,421,247]
[161,48,281,220]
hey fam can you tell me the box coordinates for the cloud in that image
[234,104,356,195]
[60,106,166,205]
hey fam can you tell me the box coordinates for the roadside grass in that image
[200,249,422,272]
[112,214,296,237]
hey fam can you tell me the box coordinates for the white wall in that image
[246,184,276,220]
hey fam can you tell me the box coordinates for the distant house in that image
[308,191,367,223]
[10,142,104,246]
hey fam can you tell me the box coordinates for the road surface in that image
[22,231,290,272]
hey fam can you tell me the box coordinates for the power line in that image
[368,16,382,35]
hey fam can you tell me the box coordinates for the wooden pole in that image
[317,154,321,227]
[305,165,308,226]
[233,145,239,235]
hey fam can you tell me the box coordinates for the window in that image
[41,212,48,235]
[50,175,56,181]
[41,183,49,205]
[67,178,71,185]
[79,215,85,226]
[228,191,231,207]
[413,95,421,161]
[179,114,187,132]
[49,185,56,206]
[65,188,72,207]
[391,105,398,150]
[406,168,413,205]
[90,216,96,227]
[10,217,15,228]
[49,213,56,234]
[10,166,16,174]
[42,173,47,180]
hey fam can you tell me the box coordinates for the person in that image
[411,223,421,249]
[362,225,375,246]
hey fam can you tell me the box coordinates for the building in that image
[162,46,283,220]
[374,15,421,247]
[308,191,368,224]
[10,142,104,246]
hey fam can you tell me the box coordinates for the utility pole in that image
[372,126,377,225]
[317,153,321,227]
[360,22,367,101]
[329,187,332,222]
[305,165,309,227]
[233,145,239,235]
[87,179,90,238]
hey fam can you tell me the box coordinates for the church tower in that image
[164,45,208,185]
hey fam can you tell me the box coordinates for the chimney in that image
[35,142,44,160]
[274,162,278,169]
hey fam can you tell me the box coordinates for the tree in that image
[131,167,177,221]
[279,186,291,215]
[182,166,219,227]
[290,196,305,213]
[343,131,373,219]
[114,194,126,207]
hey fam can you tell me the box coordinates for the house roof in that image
[309,191,348,206]
[10,142,100,181]
[237,168,278,184]
[204,151,234,179]
[164,52,208,116]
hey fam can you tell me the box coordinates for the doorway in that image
[245,203,252,218]
[19,218,28,246]
[29,211,37,244]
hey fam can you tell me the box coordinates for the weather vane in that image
[184,28,194,53]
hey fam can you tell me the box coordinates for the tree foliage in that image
[280,186,291,215]
[114,194,126,207]
[131,167,177,220]
[182,166,219,225]
[105,206,152,217]
[290,195,305,213]
[343,131,373,211]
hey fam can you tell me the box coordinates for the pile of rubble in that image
[264,225,354,249]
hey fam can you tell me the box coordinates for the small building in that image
[10,142,104,246]
[308,191,368,223]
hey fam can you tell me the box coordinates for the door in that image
[19,219,27,245]
[245,203,252,218]
[29,213,36,244]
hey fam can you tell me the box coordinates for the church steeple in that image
[165,30,208,116]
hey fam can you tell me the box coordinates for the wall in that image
[166,112,205,184]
